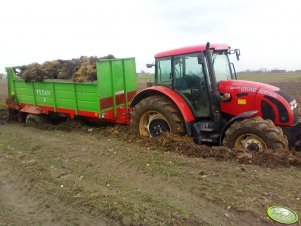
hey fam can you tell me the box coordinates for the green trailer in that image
[6,58,137,124]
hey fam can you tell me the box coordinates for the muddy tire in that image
[131,95,186,137]
[25,114,46,125]
[223,117,288,151]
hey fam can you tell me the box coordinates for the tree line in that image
[239,69,301,74]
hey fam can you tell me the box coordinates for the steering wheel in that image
[182,75,202,88]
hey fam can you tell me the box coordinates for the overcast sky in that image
[0,0,300,74]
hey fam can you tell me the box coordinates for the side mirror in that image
[235,49,240,61]
[228,49,241,61]
[197,53,205,64]
[146,63,154,68]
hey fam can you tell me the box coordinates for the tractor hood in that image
[218,80,298,127]
[218,80,280,95]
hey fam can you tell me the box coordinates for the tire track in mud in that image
[0,169,54,226]
[0,124,275,226]
[151,134,301,168]
[2,106,301,169]
[0,165,114,226]
[40,131,268,226]
[99,125,301,168]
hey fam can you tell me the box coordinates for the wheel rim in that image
[26,114,39,124]
[26,115,33,124]
[139,111,171,137]
[234,134,267,151]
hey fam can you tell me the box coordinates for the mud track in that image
[1,104,301,169]
[2,122,301,226]
[17,115,301,169]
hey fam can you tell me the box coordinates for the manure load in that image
[13,55,115,82]
[6,58,137,124]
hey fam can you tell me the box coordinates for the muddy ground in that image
[0,77,301,225]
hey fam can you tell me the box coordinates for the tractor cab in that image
[153,43,237,119]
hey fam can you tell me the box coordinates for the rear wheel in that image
[131,95,186,137]
[223,117,288,151]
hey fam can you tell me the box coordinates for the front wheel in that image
[223,117,288,151]
[131,95,186,137]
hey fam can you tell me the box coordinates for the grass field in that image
[138,73,301,84]
[238,73,301,83]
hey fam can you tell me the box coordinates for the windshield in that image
[212,52,232,82]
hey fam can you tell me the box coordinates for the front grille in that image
[261,100,275,121]
[276,89,299,124]
[293,107,299,124]
[264,95,289,123]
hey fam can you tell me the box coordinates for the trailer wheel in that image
[223,117,288,151]
[131,95,186,137]
[25,114,46,125]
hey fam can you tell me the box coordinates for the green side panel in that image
[53,83,98,112]
[6,57,137,118]
[17,95,35,104]
[8,70,99,114]
[5,68,16,97]
[77,101,98,111]
[97,58,137,116]
[75,84,99,111]
[14,81,35,104]
[123,58,138,93]
[97,58,137,98]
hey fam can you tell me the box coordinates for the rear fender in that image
[220,110,258,145]
[130,86,195,135]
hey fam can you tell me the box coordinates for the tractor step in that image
[192,121,219,145]
[200,138,214,143]
[193,134,220,145]
[200,127,214,132]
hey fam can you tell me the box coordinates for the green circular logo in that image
[267,206,298,224]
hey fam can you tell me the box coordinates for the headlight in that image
[290,101,298,110]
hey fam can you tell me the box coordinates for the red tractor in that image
[130,42,301,151]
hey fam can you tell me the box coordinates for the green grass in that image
[238,73,301,83]
[137,75,154,82]
[137,73,301,84]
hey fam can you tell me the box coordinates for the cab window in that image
[156,57,172,86]
[212,53,232,82]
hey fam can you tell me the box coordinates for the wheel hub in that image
[139,111,171,137]
[245,141,260,151]
[235,134,267,151]
[149,119,169,136]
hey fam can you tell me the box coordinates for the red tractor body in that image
[131,42,300,151]
[219,80,298,127]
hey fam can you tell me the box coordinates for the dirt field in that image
[1,76,301,226]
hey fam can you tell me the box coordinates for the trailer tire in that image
[223,117,288,151]
[25,114,46,125]
[131,95,186,137]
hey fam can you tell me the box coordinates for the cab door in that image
[173,53,210,117]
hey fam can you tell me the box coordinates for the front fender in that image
[220,110,258,145]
